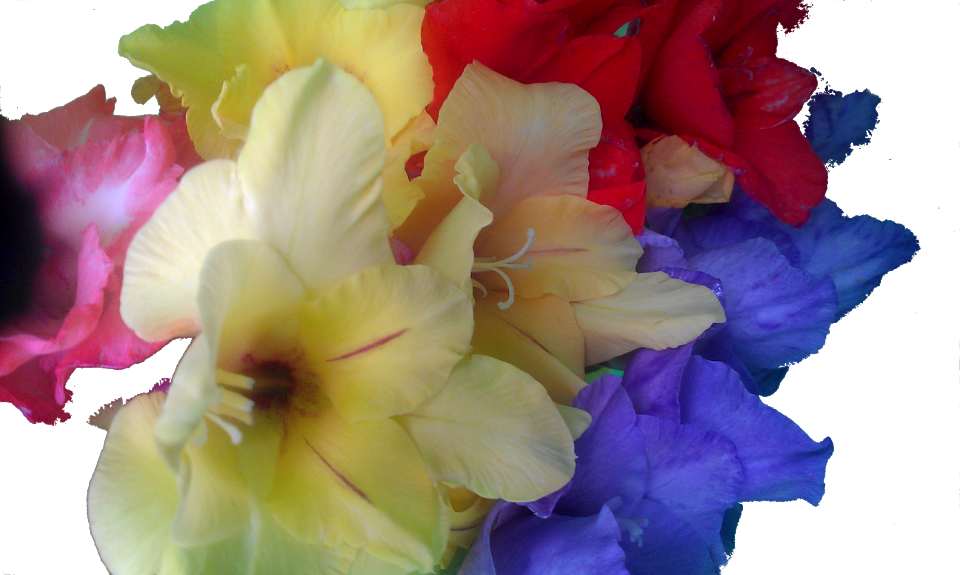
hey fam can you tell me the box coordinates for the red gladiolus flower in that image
[633,0,827,226]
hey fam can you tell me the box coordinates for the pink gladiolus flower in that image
[0,86,187,424]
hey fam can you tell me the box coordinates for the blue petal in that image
[555,376,648,518]
[489,506,629,575]
[621,499,721,575]
[784,199,919,318]
[719,503,743,556]
[687,238,838,368]
[804,88,881,167]
[636,229,687,272]
[679,357,834,504]
[621,344,693,421]
[636,415,742,564]
[663,214,801,267]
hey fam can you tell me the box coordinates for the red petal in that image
[641,0,735,149]
[720,57,817,130]
[422,0,570,116]
[527,34,643,126]
[500,0,643,34]
[588,121,643,191]
[634,0,680,90]
[731,121,828,226]
[587,182,647,232]
[715,7,781,67]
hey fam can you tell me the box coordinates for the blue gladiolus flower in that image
[459,356,832,575]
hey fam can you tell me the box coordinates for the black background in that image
[0,0,944,575]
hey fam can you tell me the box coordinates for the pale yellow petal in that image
[89,393,177,575]
[268,407,446,572]
[392,138,466,253]
[383,112,434,229]
[414,196,493,299]
[121,160,258,342]
[119,0,284,159]
[641,135,735,208]
[442,489,496,567]
[281,0,433,140]
[555,402,592,440]
[337,0,430,8]
[238,59,393,291]
[471,295,586,404]
[301,264,472,421]
[454,142,500,205]
[155,240,305,466]
[436,63,602,218]
[211,64,265,141]
[475,195,641,302]
[397,355,576,501]
[170,423,252,547]
[160,502,356,575]
[573,272,727,365]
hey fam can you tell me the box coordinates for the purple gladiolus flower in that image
[461,354,832,575]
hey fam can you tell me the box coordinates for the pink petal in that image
[16,85,116,152]
[0,357,71,424]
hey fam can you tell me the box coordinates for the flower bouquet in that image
[0,0,936,573]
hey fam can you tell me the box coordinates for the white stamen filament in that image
[472,228,536,310]
[205,412,243,445]
[211,389,255,425]
[216,368,255,390]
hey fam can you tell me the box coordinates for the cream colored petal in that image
[89,393,177,575]
[121,160,258,342]
[573,272,727,365]
[300,264,472,421]
[397,355,576,501]
[475,195,641,302]
[436,63,602,218]
[641,135,735,208]
[392,138,466,253]
[155,240,306,467]
[383,112,434,229]
[471,295,586,405]
[238,59,393,291]
[414,197,494,298]
[268,407,446,573]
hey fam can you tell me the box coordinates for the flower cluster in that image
[0,0,917,574]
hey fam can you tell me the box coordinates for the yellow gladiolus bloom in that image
[119,0,433,160]
[89,60,578,575]
[393,64,728,405]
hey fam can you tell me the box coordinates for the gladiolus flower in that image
[0,86,183,424]
[89,60,579,575]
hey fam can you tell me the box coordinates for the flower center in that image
[471,228,536,310]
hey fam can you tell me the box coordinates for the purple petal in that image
[489,506,629,575]
[636,415,742,564]
[636,229,687,272]
[459,501,528,575]
[523,482,571,519]
[680,357,834,504]
[621,499,721,575]
[556,376,648,518]
[687,238,837,368]
[621,344,693,422]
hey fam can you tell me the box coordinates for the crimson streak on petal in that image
[326,329,410,362]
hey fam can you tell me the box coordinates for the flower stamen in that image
[472,228,536,310]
